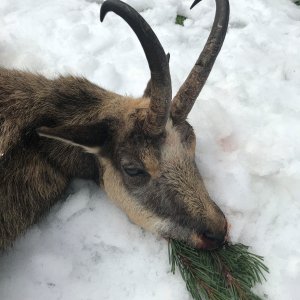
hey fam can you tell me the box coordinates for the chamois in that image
[0,0,230,250]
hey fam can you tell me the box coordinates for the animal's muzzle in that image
[191,218,228,250]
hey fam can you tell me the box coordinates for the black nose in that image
[203,230,225,244]
[203,216,228,244]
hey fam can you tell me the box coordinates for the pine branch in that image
[168,240,269,300]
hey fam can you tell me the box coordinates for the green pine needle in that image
[176,15,187,26]
[168,240,269,300]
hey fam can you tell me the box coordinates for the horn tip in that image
[100,0,114,22]
[100,6,107,22]
[190,0,202,10]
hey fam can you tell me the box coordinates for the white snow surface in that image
[0,0,300,299]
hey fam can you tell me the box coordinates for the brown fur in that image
[0,69,121,247]
[0,67,227,250]
[0,0,229,250]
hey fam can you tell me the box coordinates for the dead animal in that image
[0,0,230,250]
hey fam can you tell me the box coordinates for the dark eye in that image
[123,166,147,177]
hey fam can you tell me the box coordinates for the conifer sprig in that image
[168,240,269,300]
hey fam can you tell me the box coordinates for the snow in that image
[0,0,300,299]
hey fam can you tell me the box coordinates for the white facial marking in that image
[38,132,100,154]
[161,120,186,162]
[100,157,171,234]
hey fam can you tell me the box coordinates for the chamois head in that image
[38,0,230,249]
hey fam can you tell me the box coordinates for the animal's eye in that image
[123,166,147,177]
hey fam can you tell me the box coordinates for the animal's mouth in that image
[163,220,229,250]
[190,233,226,250]
[190,220,229,250]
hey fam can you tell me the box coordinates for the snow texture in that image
[0,0,300,299]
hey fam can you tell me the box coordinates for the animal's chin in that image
[164,234,224,251]
[190,233,224,250]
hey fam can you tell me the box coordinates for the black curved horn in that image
[101,0,172,136]
[171,0,230,124]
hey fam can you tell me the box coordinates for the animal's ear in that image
[36,119,116,154]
